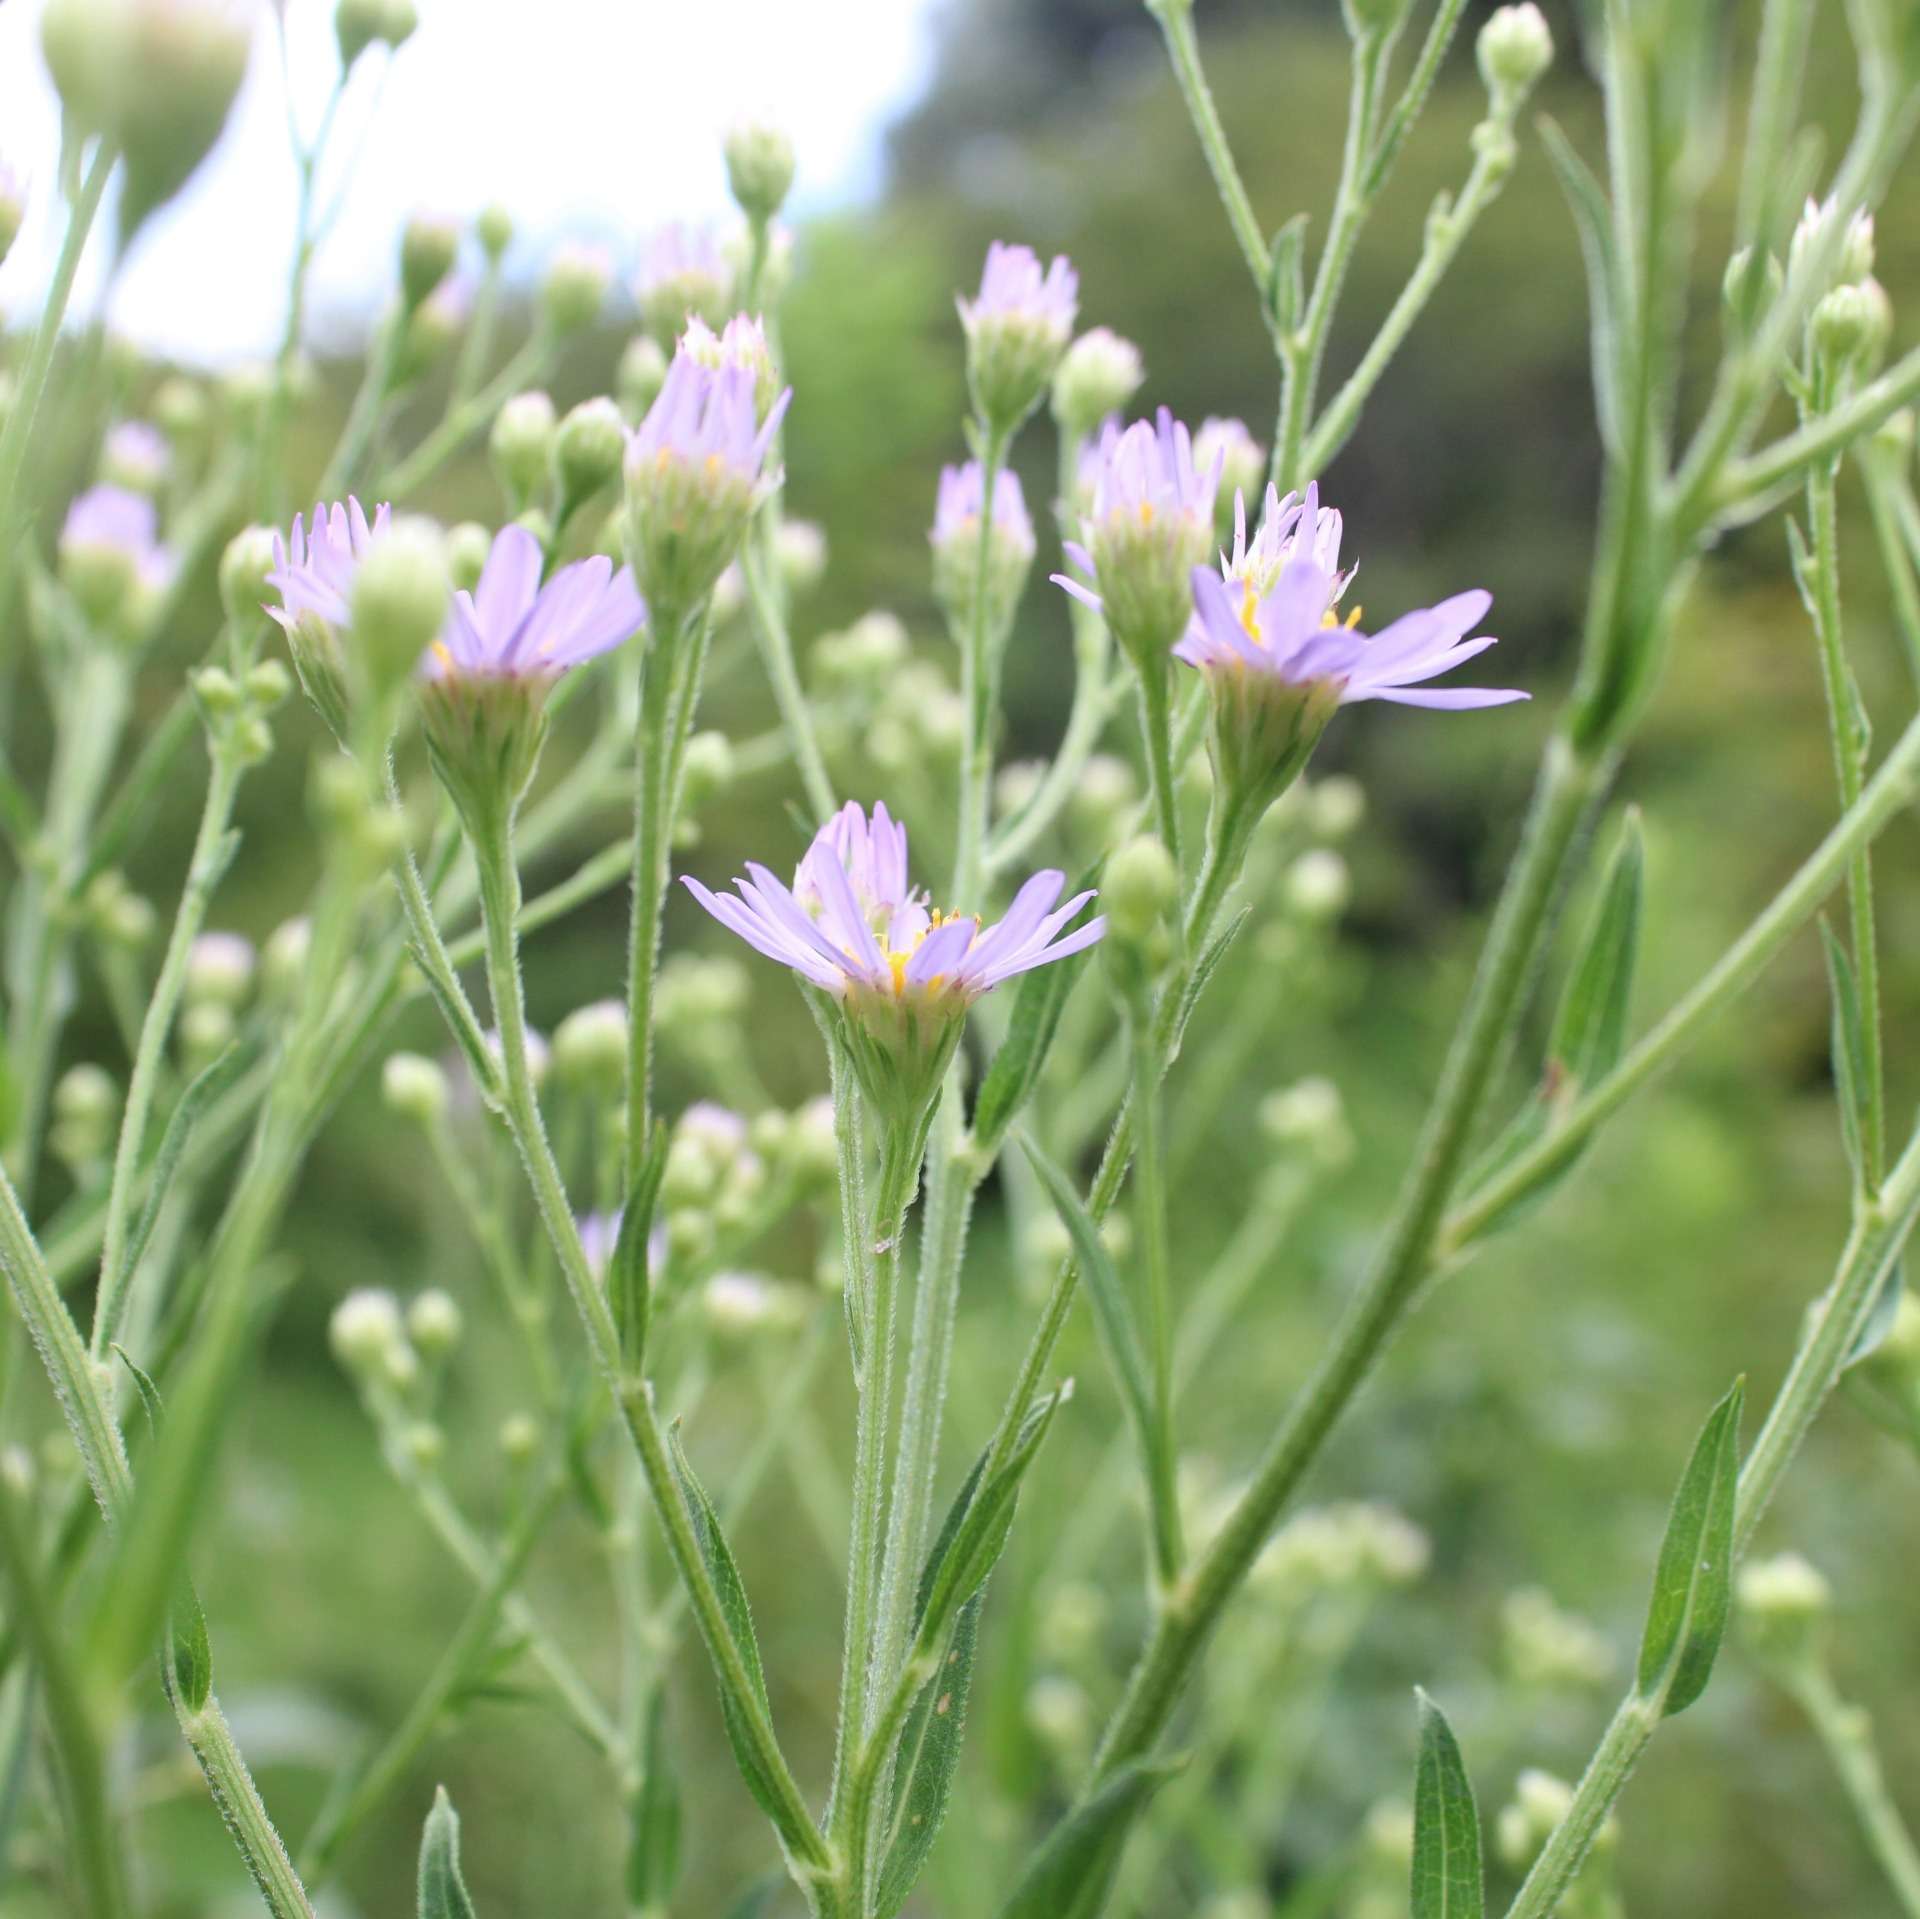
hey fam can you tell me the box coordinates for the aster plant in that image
[1,9,1920,1919]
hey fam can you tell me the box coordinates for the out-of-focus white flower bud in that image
[179,1000,234,1073]
[784,1096,838,1187]
[100,420,169,496]
[263,917,311,998]
[330,1288,410,1384]
[701,1271,776,1337]
[1258,1076,1352,1168]
[1104,834,1178,947]
[245,659,291,710]
[551,999,629,1091]
[1036,1579,1107,1662]
[679,730,735,812]
[811,610,909,698]
[995,760,1046,823]
[399,214,460,311]
[499,1412,540,1465]
[1193,417,1265,538]
[490,390,557,515]
[407,1289,463,1356]
[1476,3,1554,109]
[724,115,796,225]
[1025,1675,1092,1761]
[778,519,828,596]
[655,952,750,1046]
[51,1064,119,1169]
[184,930,255,1009]
[618,334,670,423]
[1497,1769,1615,1874]
[1064,754,1138,851]
[1050,327,1145,440]
[475,202,513,264]
[352,516,450,697]
[1737,1552,1832,1668]
[1285,848,1350,921]
[403,1421,444,1469]
[539,244,612,338]
[334,0,387,66]
[379,0,418,51]
[382,1051,449,1126]
[1500,1585,1612,1690]
[1307,773,1366,841]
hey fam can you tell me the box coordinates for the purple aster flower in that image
[958,240,1079,432]
[678,312,783,418]
[683,801,1103,1121]
[930,460,1036,634]
[635,222,735,342]
[102,420,170,493]
[425,523,643,681]
[1177,556,1523,712]
[1053,408,1220,661]
[624,339,792,616]
[1224,482,1352,605]
[59,484,174,620]
[266,497,388,633]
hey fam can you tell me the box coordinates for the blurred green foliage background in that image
[10,1,1920,1914]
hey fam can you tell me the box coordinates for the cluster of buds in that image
[1247,1499,1430,1601]
[811,609,909,705]
[929,460,1036,640]
[1499,1584,1612,1691]
[623,318,790,624]
[175,931,257,1071]
[335,0,417,67]
[1796,201,1893,379]
[58,486,174,633]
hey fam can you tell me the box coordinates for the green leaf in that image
[1820,920,1869,1183]
[626,1681,682,1910]
[995,1757,1178,1919]
[1410,1690,1484,1919]
[665,1426,783,1821]
[1268,213,1308,333]
[1537,116,1623,461]
[972,868,1101,1151]
[1015,1129,1153,1487]
[1636,1377,1745,1717]
[722,1870,784,1919]
[611,1124,668,1372]
[1548,812,1643,1091]
[417,1786,478,1919]
[119,1043,249,1289]
[877,1593,983,1917]
[1170,906,1251,1059]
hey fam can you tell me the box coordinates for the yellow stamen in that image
[1238,584,1263,646]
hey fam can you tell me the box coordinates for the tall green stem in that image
[1787,1664,1920,1918]
[1128,991,1183,1588]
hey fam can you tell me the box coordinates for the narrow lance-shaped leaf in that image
[1016,1129,1153,1484]
[1548,811,1643,1094]
[1636,1377,1745,1716]
[611,1123,668,1373]
[627,1681,682,1911]
[119,1042,248,1290]
[1819,919,1869,1185]
[972,865,1101,1152]
[1537,116,1623,461]
[1410,1690,1484,1919]
[1267,212,1308,333]
[418,1786,478,1919]
[665,1426,785,1822]
[995,1756,1179,1919]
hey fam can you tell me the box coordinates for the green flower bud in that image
[1477,3,1554,109]
[810,609,908,698]
[192,666,243,717]
[499,1413,540,1465]
[679,730,735,811]
[724,116,796,225]
[1499,1585,1612,1690]
[334,0,388,65]
[550,999,628,1090]
[403,1421,444,1469]
[618,334,670,423]
[399,213,460,311]
[379,0,418,48]
[1103,834,1178,946]
[1067,754,1139,849]
[351,516,450,696]
[180,1000,234,1073]
[1307,773,1366,841]
[490,390,557,514]
[538,244,611,338]
[399,284,464,384]
[382,1051,449,1126]
[1259,1077,1352,1166]
[475,202,513,264]
[555,396,626,510]
[0,167,23,271]
[407,1289,463,1356]
[1284,848,1350,921]
[262,917,311,998]
[329,1288,408,1381]
[778,519,828,596]
[53,1063,119,1133]
[245,659,292,709]
[445,521,492,594]
[1051,327,1145,440]
[219,523,278,627]
[153,375,209,451]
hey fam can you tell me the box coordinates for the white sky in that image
[0,0,941,364]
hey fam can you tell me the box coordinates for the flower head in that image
[1055,408,1219,666]
[679,312,783,419]
[624,333,791,619]
[959,241,1078,434]
[1179,527,1524,814]
[265,497,389,737]
[101,419,171,495]
[930,460,1035,635]
[1193,418,1265,536]
[1224,482,1351,600]
[60,484,173,624]
[420,523,644,829]
[635,222,735,344]
[1051,326,1144,438]
[683,801,1103,1123]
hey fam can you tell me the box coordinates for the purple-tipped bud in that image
[1053,408,1218,669]
[623,337,791,621]
[101,420,171,497]
[959,241,1077,436]
[60,485,173,629]
[635,224,735,348]
[930,461,1035,638]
